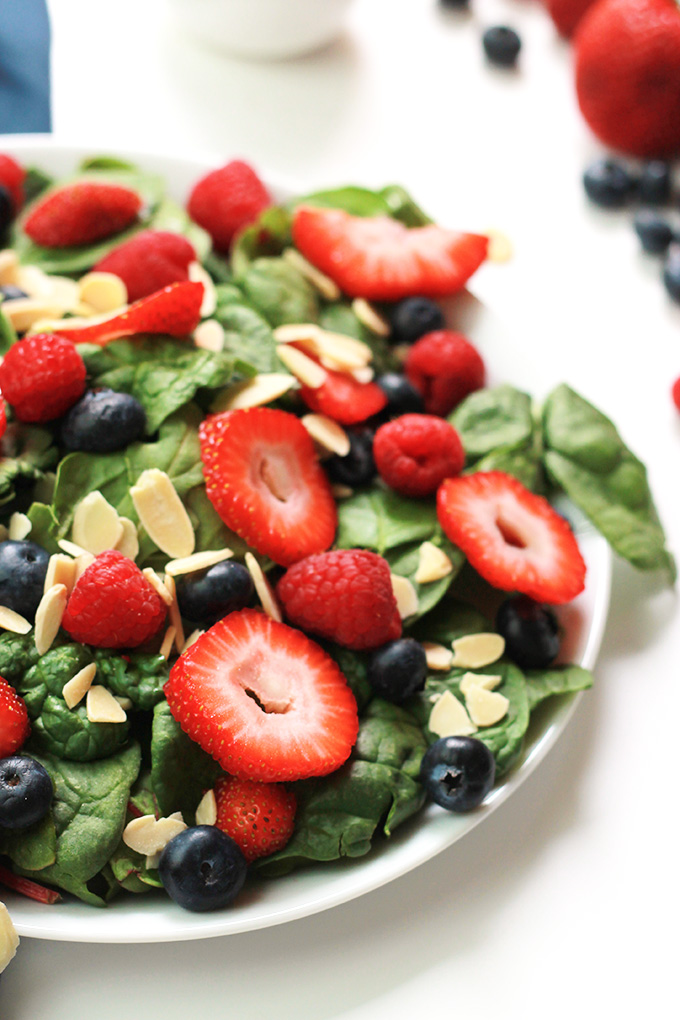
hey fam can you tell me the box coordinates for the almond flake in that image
[73,552,95,582]
[77,271,128,312]
[115,517,140,561]
[63,663,97,709]
[351,298,391,337]
[4,297,66,333]
[211,372,296,412]
[422,642,454,671]
[130,468,195,559]
[195,788,217,826]
[464,684,510,727]
[451,633,506,669]
[72,490,123,555]
[245,552,282,622]
[276,344,327,389]
[123,814,188,857]
[301,414,350,457]
[188,260,217,316]
[0,606,31,635]
[348,366,374,383]
[44,554,77,596]
[390,574,419,620]
[114,696,133,711]
[86,685,127,723]
[163,573,185,653]
[282,248,341,301]
[0,249,20,285]
[159,625,177,661]
[182,629,204,653]
[194,318,225,352]
[142,568,174,606]
[0,901,20,973]
[34,584,68,655]
[273,323,320,344]
[428,690,477,738]
[8,512,31,541]
[312,330,372,371]
[58,538,90,558]
[414,541,454,584]
[487,229,513,264]
[331,483,353,499]
[164,548,233,577]
[459,672,502,697]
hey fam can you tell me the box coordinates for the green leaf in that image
[524,664,594,712]
[378,184,432,226]
[0,423,58,511]
[451,385,535,462]
[411,597,492,647]
[239,257,319,327]
[150,701,222,822]
[0,632,42,682]
[0,811,57,871]
[213,291,284,374]
[22,165,54,204]
[336,487,440,554]
[323,644,373,712]
[107,771,163,894]
[93,648,168,711]
[25,502,61,554]
[231,205,292,278]
[290,186,392,218]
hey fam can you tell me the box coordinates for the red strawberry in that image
[543,0,597,37]
[52,281,204,347]
[165,609,359,782]
[94,230,197,302]
[199,407,337,567]
[373,414,465,497]
[672,375,680,411]
[276,549,403,650]
[187,160,272,252]
[437,471,587,604]
[23,181,142,248]
[291,205,488,302]
[0,333,86,423]
[574,0,680,158]
[296,349,387,425]
[214,775,296,862]
[0,677,30,758]
[0,397,6,440]
[0,154,26,212]
[405,329,485,417]
[61,550,167,648]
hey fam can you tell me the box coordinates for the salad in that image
[0,152,673,967]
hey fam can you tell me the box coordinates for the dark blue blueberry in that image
[439,0,470,9]
[637,162,672,206]
[633,210,674,255]
[60,388,146,453]
[583,159,636,209]
[175,560,255,625]
[663,245,680,304]
[482,26,521,68]
[0,186,13,236]
[420,736,496,812]
[0,756,53,830]
[326,429,376,487]
[376,373,425,416]
[496,595,560,669]
[0,285,29,302]
[0,540,50,621]
[389,296,445,345]
[158,825,247,912]
[368,638,428,703]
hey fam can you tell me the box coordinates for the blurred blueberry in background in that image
[0,0,51,133]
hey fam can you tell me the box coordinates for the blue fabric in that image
[0,0,51,134]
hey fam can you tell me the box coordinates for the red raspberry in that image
[0,677,30,758]
[276,549,402,650]
[405,330,485,417]
[23,181,142,248]
[0,334,86,423]
[373,414,465,497]
[214,775,297,863]
[187,160,271,252]
[672,376,680,411]
[94,230,197,302]
[61,551,167,649]
[0,154,26,212]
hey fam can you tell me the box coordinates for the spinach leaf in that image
[289,186,392,218]
[524,663,594,712]
[378,184,432,227]
[107,771,163,894]
[324,644,373,712]
[239,257,319,327]
[336,487,440,553]
[93,648,168,711]
[231,205,292,278]
[26,501,61,554]
[22,165,54,204]
[0,812,57,871]
[214,290,284,374]
[0,632,42,682]
[386,534,464,621]
[150,701,222,822]
[0,423,58,511]
[411,597,492,646]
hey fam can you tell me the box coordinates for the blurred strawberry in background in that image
[544,0,597,37]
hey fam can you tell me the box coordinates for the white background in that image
[2,0,680,1016]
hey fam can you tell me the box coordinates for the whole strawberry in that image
[574,0,680,158]
[0,677,30,758]
[0,153,26,213]
[214,775,296,863]
[94,230,197,302]
[187,160,271,252]
[23,181,142,248]
[0,334,86,423]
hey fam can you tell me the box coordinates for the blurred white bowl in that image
[167,0,354,60]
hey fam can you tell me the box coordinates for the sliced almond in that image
[164,548,233,577]
[73,552,95,582]
[77,272,128,313]
[122,814,187,857]
[188,261,217,317]
[194,318,225,352]
[58,538,90,558]
[245,552,282,622]
[390,574,419,620]
[428,690,477,738]
[0,901,20,974]
[464,684,510,727]
[459,672,502,697]
[4,297,66,333]
[301,414,350,457]
[273,323,321,344]
[72,490,123,555]
[277,344,327,389]
[62,662,97,709]
[130,468,195,559]
[115,517,140,561]
[351,297,391,337]
[44,553,77,597]
[451,633,506,670]
[142,568,174,606]
[211,372,296,412]
[16,267,79,311]
[348,366,374,384]
[195,788,217,826]
[86,685,127,724]
[163,573,185,653]
[282,248,341,301]
[414,541,454,584]
[0,249,20,285]
[114,696,133,711]
[312,330,372,371]
[330,483,353,499]
[159,625,177,661]
[0,606,31,635]
[182,628,204,653]
[423,642,454,671]
[34,584,68,656]
[487,229,513,264]
[8,512,31,541]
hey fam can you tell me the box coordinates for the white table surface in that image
[3,0,680,1016]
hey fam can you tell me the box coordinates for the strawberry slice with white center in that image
[199,407,337,567]
[437,471,586,604]
[292,205,489,301]
[165,609,359,782]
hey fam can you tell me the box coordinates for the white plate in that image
[2,138,612,942]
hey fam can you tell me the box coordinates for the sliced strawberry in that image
[165,609,359,782]
[199,407,337,567]
[52,281,204,347]
[437,471,586,604]
[291,205,488,302]
[295,348,387,425]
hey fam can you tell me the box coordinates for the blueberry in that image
[60,389,146,453]
[0,285,29,301]
[663,244,680,303]
[389,296,445,345]
[633,210,674,255]
[496,595,560,669]
[637,161,672,206]
[420,736,496,812]
[0,756,53,830]
[326,429,376,487]
[482,26,521,68]
[368,638,428,703]
[583,159,636,209]
[175,560,255,625]
[0,540,50,621]
[0,186,13,236]
[158,825,247,912]
[376,373,425,416]
[439,0,470,8]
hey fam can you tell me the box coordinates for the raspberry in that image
[405,329,485,417]
[373,414,465,497]
[276,549,402,650]
[0,677,30,758]
[23,181,142,248]
[94,230,197,302]
[0,154,26,212]
[61,550,167,649]
[0,334,86,423]
[187,160,271,252]
[672,376,680,412]
[214,775,297,863]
